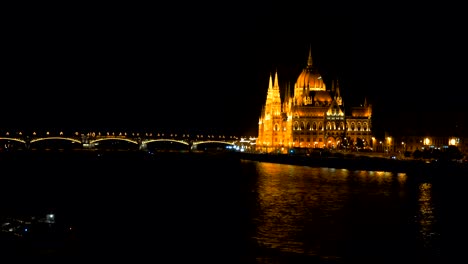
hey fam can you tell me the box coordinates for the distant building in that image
[256,47,373,153]
[391,135,466,156]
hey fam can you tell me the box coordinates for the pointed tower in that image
[334,79,342,106]
[257,70,284,153]
[264,71,282,118]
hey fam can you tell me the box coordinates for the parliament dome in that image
[296,68,325,91]
[294,48,326,94]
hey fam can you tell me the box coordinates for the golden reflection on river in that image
[252,162,408,259]
[417,182,440,256]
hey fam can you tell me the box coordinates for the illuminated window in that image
[424,138,430,145]
[293,122,299,130]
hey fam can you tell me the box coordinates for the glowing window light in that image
[424,138,430,145]
[449,138,457,146]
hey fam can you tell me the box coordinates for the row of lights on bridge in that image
[4,131,78,136]
[3,131,240,139]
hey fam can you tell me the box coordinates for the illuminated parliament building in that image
[256,48,373,153]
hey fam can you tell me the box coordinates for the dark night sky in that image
[2,3,467,137]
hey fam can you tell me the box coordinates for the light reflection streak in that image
[397,173,407,185]
[417,182,439,252]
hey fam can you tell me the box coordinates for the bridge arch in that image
[0,137,28,150]
[141,139,190,152]
[88,137,140,151]
[0,137,27,144]
[30,137,82,144]
[143,139,190,145]
[191,140,236,151]
[90,138,139,145]
[28,137,84,151]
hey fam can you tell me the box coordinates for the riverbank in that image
[238,152,468,179]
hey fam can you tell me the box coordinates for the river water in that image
[240,160,442,263]
[0,151,457,262]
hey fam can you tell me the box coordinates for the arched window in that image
[274,123,279,131]
[351,123,355,131]
[293,122,299,130]
[300,122,305,130]
[318,122,323,130]
[306,122,311,130]
[313,122,317,130]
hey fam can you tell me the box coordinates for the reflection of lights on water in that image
[417,183,439,249]
[397,173,407,185]
[255,163,354,255]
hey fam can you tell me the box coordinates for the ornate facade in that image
[256,48,373,153]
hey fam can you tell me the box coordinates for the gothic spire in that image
[268,73,273,90]
[274,69,279,88]
[335,80,340,97]
[307,45,313,67]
